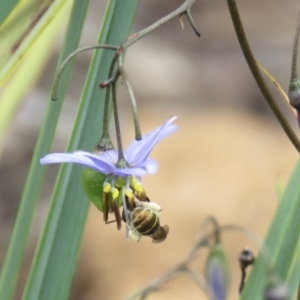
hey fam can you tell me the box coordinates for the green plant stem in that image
[291,14,300,80]
[51,44,117,100]
[101,54,118,138]
[204,216,221,244]
[226,0,300,152]
[126,261,208,300]
[50,0,199,145]
[112,79,126,163]
[122,0,197,49]
[118,63,141,140]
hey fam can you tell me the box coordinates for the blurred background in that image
[0,0,299,299]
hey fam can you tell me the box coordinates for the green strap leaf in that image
[22,1,138,299]
[0,1,89,299]
[0,0,19,26]
[0,0,69,86]
[241,158,300,299]
[0,1,71,151]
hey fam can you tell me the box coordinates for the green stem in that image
[297,282,300,300]
[102,54,119,137]
[291,13,300,80]
[203,216,221,244]
[51,44,117,101]
[226,0,300,152]
[112,79,126,163]
[118,56,141,140]
[122,0,198,49]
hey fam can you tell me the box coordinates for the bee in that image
[123,197,169,243]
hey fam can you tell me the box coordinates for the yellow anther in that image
[134,185,144,193]
[130,177,144,193]
[103,182,111,193]
[111,188,119,199]
[125,188,134,199]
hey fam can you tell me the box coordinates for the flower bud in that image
[288,78,300,109]
[238,248,255,270]
[205,243,230,300]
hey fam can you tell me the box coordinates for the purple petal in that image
[111,166,150,177]
[40,152,114,174]
[208,259,227,300]
[126,116,178,165]
[75,150,118,165]
[136,159,158,174]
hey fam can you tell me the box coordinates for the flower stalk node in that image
[94,136,114,154]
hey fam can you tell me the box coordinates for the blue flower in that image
[205,243,229,300]
[207,258,227,300]
[40,116,178,177]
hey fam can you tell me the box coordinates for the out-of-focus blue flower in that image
[205,244,229,300]
[207,258,227,300]
[40,116,178,177]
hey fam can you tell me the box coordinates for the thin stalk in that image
[291,13,300,80]
[111,79,126,164]
[122,0,198,49]
[126,263,199,300]
[101,85,111,138]
[239,267,246,293]
[204,216,221,244]
[102,54,119,138]
[118,58,141,140]
[51,44,117,100]
[185,9,200,37]
[257,61,297,118]
[226,0,300,152]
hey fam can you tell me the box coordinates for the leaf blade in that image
[23,1,138,299]
[241,159,300,298]
[0,0,19,26]
[0,1,89,299]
